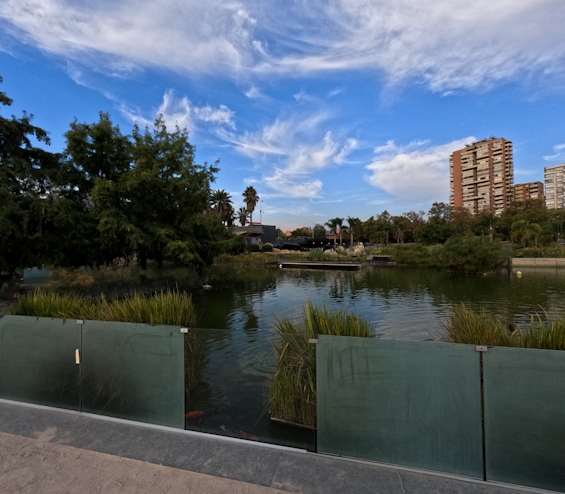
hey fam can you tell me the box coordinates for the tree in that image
[237,207,248,226]
[325,218,341,247]
[313,224,326,239]
[210,189,233,224]
[243,186,259,224]
[291,227,311,237]
[0,77,62,274]
[428,202,452,224]
[511,220,542,248]
[346,217,361,246]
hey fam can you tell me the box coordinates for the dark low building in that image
[259,225,277,244]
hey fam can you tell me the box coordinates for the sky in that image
[1,0,565,231]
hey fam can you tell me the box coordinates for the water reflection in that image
[186,266,565,449]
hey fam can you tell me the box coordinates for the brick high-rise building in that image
[512,182,545,203]
[450,138,514,215]
[544,164,565,210]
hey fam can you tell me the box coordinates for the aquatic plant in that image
[443,304,519,347]
[269,302,372,428]
[10,290,98,320]
[444,304,565,350]
[11,289,197,327]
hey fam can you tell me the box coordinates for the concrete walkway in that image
[0,400,545,494]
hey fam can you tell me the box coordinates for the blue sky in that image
[1,0,565,230]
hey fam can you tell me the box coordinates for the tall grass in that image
[443,304,519,347]
[522,314,565,350]
[444,304,565,350]
[269,302,372,428]
[11,289,197,327]
[11,291,98,320]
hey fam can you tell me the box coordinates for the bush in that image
[262,243,274,252]
[245,244,260,253]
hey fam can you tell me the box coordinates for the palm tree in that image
[325,218,343,247]
[211,189,232,224]
[346,217,360,247]
[237,207,248,226]
[511,220,542,248]
[243,186,259,224]
[335,218,344,246]
[224,203,235,226]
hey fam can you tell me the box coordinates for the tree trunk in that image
[139,252,147,270]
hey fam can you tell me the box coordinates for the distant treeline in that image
[306,200,565,249]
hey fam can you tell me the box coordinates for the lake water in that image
[184,266,565,450]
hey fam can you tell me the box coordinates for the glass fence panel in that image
[0,315,80,410]
[483,347,565,492]
[184,328,315,450]
[81,321,184,429]
[317,336,483,478]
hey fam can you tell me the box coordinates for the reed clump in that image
[444,304,565,350]
[443,304,519,347]
[269,302,372,429]
[11,289,197,327]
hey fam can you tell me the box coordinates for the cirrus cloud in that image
[1,0,564,91]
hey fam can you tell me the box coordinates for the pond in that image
[183,266,565,450]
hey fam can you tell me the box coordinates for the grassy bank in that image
[269,302,372,428]
[444,304,565,350]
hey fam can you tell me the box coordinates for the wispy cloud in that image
[120,89,234,132]
[215,112,357,198]
[544,143,565,161]
[1,1,564,91]
[366,137,475,201]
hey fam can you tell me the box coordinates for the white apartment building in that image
[544,164,565,210]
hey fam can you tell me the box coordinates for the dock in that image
[279,262,362,270]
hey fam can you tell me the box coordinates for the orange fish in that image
[238,431,259,441]
[185,410,205,420]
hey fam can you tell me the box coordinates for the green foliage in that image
[313,224,326,238]
[262,243,274,252]
[0,77,61,274]
[415,223,461,245]
[444,304,519,347]
[445,305,565,351]
[511,220,542,248]
[291,227,311,237]
[433,235,508,273]
[242,186,259,224]
[12,289,197,327]
[246,244,261,252]
[518,247,565,258]
[269,302,372,428]
[385,244,431,266]
[307,249,326,260]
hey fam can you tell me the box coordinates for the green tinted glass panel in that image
[317,336,483,477]
[81,321,184,429]
[184,328,315,450]
[483,347,565,491]
[0,315,80,410]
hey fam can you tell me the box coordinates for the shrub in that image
[245,244,260,253]
[262,243,274,252]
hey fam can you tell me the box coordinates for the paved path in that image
[0,400,544,494]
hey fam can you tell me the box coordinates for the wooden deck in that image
[279,262,362,270]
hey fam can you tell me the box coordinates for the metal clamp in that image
[180,328,189,333]
[475,345,488,352]
[308,338,318,344]
[77,320,83,325]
